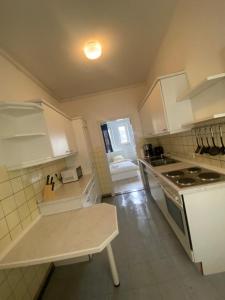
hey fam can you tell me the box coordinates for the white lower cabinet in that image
[39,175,101,216]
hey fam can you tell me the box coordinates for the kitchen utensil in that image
[219,125,225,154]
[46,175,50,185]
[204,128,211,154]
[199,129,207,154]
[209,127,220,156]
[50,176,53,184]
[51,182,55,191]
[195,130,201,153]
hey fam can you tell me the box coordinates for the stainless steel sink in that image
[150,158,179,167]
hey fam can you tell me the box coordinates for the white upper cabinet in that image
[139,72,193,136]
[63,118,77,154]
[139,94,154,137]
[0,100,77,170]
[42,103,70,157]
[149,81,169,135]
[71,118,94,175]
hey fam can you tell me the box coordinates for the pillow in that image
[113,155,124,162]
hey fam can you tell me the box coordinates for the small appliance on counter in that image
[61,166,83,184]
[143,144,164,160]
[143,144,154,158]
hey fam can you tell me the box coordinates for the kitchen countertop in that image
[0,203,118,269]
[139,157,225,195]
[41,174,93,205]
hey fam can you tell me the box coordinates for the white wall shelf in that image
[182,113,225,129]
[0,133,46,140]
[0,101,43,116]
[177,73,225,102]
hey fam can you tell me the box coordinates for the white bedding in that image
[109,159,139,181]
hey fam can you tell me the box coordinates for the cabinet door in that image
[139,95,154,137]
[43,105,70,157]
[149,82,168,134]
[64,118,77,153]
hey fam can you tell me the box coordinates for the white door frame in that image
[97,115,139,195]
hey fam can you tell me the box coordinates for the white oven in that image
[159,182,193,258]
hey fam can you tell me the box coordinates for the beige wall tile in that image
[18,203,30,221]
[6,210,20,230]
[0,167,9,183]
[10,224,23,240]
[0,278,12,300]
[28,196,38,213]
[31,209,39,220]
[14,191,26,207]
[1,196,17,216]
[21,216,32,229]
[0,234,11,254]
[10,177,23,193]
[21,174,32,188]
[0,218,9,239]
[0,182,13,200]
[13,277,28,300]
[24,185,34,201]
[0,270,6,285]
[0,203,4,220]
[6,269,22,290]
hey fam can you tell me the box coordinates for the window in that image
[118,125,129,144]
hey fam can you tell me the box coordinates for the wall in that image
[0,51,62,299]
[0,50,59,107]
[145,0,225,168]
[158,118,225,170]
[0,160,66,300]
[60,84,147,194]
[147,0,225,91]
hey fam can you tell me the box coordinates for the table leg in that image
[106,243,120,287]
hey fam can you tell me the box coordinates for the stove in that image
[163,167,225,188]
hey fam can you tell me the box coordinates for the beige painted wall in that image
[60,84,147,193]
[0,51,61,299]
[147,0,225,90]
[0,51,59,107]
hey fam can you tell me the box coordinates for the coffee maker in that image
[143,144,154,158]
[143,144,164,159]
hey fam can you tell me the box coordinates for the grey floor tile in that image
[42,190,225,300]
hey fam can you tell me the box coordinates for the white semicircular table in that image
[0,203,120,287]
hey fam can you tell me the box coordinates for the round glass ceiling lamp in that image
[84,41,102,60]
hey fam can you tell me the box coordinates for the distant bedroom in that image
[100,117,143,194]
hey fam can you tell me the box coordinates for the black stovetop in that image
[162,167,225,188]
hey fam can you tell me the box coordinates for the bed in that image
[109,158,139,182]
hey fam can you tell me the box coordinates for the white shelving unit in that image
[0,133,46,139]
[177,73,225,102]
[0,101,43,116]
[182,113,225,129]
[0,100,77,170]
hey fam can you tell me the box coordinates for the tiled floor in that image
[41,190,225,300]
[113,174,143,194]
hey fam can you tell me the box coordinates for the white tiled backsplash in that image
[0,159,66,300]
[157,120,225,169]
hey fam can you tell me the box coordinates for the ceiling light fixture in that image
[84,41,102,60]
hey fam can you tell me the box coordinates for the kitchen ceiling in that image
[0,0,177,100]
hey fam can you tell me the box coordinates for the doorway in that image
[100,117,143,195]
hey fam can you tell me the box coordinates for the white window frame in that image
[118,125,130,145]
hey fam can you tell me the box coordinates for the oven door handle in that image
[159,184,183,209]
